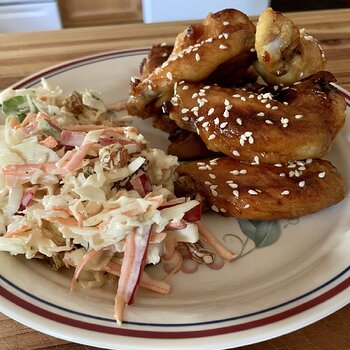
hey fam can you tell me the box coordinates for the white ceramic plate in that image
[1,49,350,350]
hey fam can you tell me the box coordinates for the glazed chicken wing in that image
[254,8,326,84]
[175,158,345,220]
[168,129,220,160]
[167,71,346,164]
[140,44,174,80]
[127,9,256,117]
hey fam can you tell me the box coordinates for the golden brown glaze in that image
[254,8,326,84]
[167,71,346,164]
[168,129,220,160]
[127,9,255,117]
[175,157,345,220]
[140,44,174,80]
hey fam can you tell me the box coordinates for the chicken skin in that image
[175,157,345,221]
[167,71,346,164]
[254,8,326,85]
[127,9,256,117]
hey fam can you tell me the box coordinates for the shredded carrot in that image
[46,217,79,226]
[40,136,58,149]
[149,231,166,244]
[14,112,36,129]
[195,221,236,261]
[162,236,177,260]
[64,125,138,133]
[70,249,100,292]
[4,224,31,238]
[63,143,100,173]
[106,260,171,295]
[163,250,183,281]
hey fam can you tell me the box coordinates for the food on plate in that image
[254,8,326,85]
[0,81,236,324]
[167,71,346,164]
[168,129,220,160]
[126,7,346,222]
[175,158,345,220]
[127,9,256,117]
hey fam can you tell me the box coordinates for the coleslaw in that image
[0,80,235,324]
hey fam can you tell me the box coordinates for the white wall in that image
[142,0,270,23]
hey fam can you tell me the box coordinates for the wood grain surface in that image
[0,8,350,350]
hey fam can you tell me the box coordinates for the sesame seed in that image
[195,53,200,61]
[202,121,209,127]
[250,48,256,52]
[214,117,220,125]
[233,94,241,98]
[182,116,189,121]
[212,190,218,197]
[229,183,238,189]
[295,114,303,119]
[244,131,252,137]
[210,184,218,190]
[209,173,216,179]
[240,169,247,174]
[281,190,290,195]
[261,99,267,103]
[248,94,255,99]
[206,38,213,43]
[182,85,189,90]
[192,93,198,98]
[220,208,227,213]
[223,110,230,118]
[248,136,254,144]
[223,21,229,25]
[198,166,207,170]
[181,108,189,113]
[266,103,271,108]
[253,156,260,164]
[241,97,246,101]
[233,190,239,197]
[166,72,173,80]
[211,205,219,212]
[219,44,228,49]
[223,33,229,39]
[271,106,278,110]
[197,162,205,165]
[289,171,295,177]
[220,122,228,128]
[306,159,313,164]
[208,134,216,140]
[208,108,215,116]
[257,112,265,117]
[224,99,230,106]
[230,170,239,175]
[265,120,273,124]
[243,204,250,209]
[197,116,205,122]
[236,118,242,125]
[283,101,289,105]
[232,149,240,156]
[299,181,305,187]
[318,172,326,178]
[279,173,286,177]
[248,189,258,195]
[274,163,282,167]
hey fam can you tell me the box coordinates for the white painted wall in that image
[142,0,270,23]
[0,1,61,32]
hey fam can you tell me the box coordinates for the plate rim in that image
[1,48,350,349]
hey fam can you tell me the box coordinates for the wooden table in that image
[1,8,350,350]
